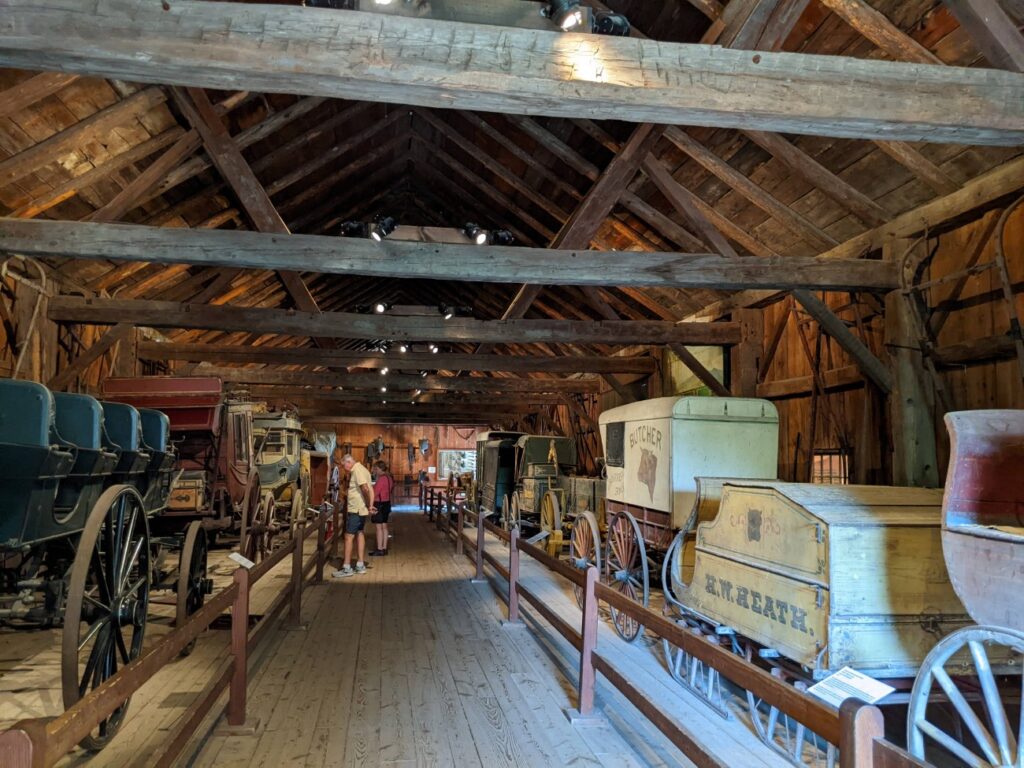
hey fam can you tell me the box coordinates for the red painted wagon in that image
[907,410,1024,767]
[102,377,275,564]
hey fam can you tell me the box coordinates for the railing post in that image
[329,504,340,564]
[0,719,48,768]
[472,506,485,582]
[508,527,521,623]
[315,505,326,585]
[578,566,598,717]
[839,700,884,768]
[288,522,304,627]
[228,566,250,727]
[456,503,464,555]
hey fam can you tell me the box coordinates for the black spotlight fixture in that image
[490,229,515,247]
[462,222,488,245]
[373,302,390,314]
[370,215,397,242]
[545,0,583,30]
[440,304,455,320]
[339,220,368,237]
[593,11,630,36]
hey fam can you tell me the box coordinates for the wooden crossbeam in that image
[47,297,741,346]
[47,323,133,391]
[0,87,167,187]
[0,72,77,119]
[242,386,566,406]
[792,290,893,393]
[667,343,730,396]
[943,0,1024,72]
[138,341,656,374]
[0,219,899,293]
[195,366,599,394]
[2,0,1022,144]
[817,0,943,64]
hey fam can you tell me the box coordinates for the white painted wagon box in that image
[685,483,970,679]
[599,396,779,530]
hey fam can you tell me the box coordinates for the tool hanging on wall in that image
[419,438,431,457]
[407,443,415,468]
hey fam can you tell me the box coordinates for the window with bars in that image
[812,449,850,485]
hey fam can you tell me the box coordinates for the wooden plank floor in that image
[190,509,703,767]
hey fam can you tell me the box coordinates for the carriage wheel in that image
[908,625,1024,767]
[62,485,151,752]
[290,486,306,527]
[243,491,275,564]
[570,510,601,609]
[541,491,562,532]
[237,470,260,554]
[176,521,209,658]
[604,510,649,643]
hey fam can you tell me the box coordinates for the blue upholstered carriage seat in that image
[102,401,150,478]
[140,408,171,453]
[0,378,56,449]
[0,380,76,547]
[53,392,104,450]
[52,392,119,526]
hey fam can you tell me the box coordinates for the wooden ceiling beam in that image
[943,0,1024,72]
[47,296,742,346]
[0,72,78,119]
[817,0,944,64]
[193,366,599,393]
[0,86,167,188]
[1,218,899,292]
[4,0,1022,144]
[138,342,657,374]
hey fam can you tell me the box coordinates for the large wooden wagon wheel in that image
[243,490,276,563]
[604,510,649,643]
[176,521,209,658]
[540,490,562,533]
[62,485,151,751]
[570,510,601,609]
[502,493,519,531]
[289,486,305,527]
[908,625,1024,767]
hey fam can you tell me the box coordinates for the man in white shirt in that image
[333,454,374,578]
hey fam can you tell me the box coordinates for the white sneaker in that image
[332,565,354,578]
[354,562,367,575]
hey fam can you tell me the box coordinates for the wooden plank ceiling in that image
[0,0,1022,419]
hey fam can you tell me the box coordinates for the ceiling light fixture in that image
[545,0,583,30]
[398,344,408,353]
[374,302,388,314]
[339,220,368,237]
[381,386,388,393]
[440,304,455,321]
[593,11,630,36]
[462,222,488,245]
[381,367,389,375]
[370,215,397,241]
[490,229,515,246]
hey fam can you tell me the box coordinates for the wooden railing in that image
[0,503,340,768]
[449,503,929,768]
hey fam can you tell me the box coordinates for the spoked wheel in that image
[243,490,276,563]
[176,521,210,658]
[604,510,649,643]
[290,487,305,527]
[62,485,151,752]
[570,510,601,609]
[744,645,837,768]
[908,625,1024,767]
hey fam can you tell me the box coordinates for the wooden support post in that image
[839,699,884,768]
[472,505,486,582]
[577,566,599,718]
[288,525,304,627]
[315,507,326,584]
[456,504,464,556]
[227,566,250,727]
[330,504,340,564]
[508,527,521,623]
[731,309,762,397]
[0,719,47,768]
[885,288,940,487]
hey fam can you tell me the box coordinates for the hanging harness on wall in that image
[407,443,415,468]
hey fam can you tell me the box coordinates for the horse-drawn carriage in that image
[502,434,578,536]
[253,406,307,525]
[475,430,524,520]
[102,377,274,563]
[906,410,1024,767]
[0,378,205,750]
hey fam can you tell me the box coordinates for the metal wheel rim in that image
[62,485,150,751]
[176,521,207,658]
[908,625,1024,768]
[604,511,648,643]
[571,510,601,609]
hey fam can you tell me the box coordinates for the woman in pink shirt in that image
[370,461,394,556]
